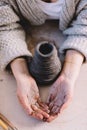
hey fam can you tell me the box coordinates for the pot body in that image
[29,41,61,85]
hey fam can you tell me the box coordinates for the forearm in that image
[10,58,30,81]
[61,50,84,82]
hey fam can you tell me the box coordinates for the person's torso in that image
[7,0,81,30]
[10,0,64,25]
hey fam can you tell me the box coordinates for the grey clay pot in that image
[29,41,62,85]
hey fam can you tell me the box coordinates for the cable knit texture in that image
[0,0,87,71]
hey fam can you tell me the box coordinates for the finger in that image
[51,106,58,113]
[49,101,54,110]
[46,115,58,122]
[31,105,49,119]
[34,94,40,100]
[39,106,50,114]
[59,98,72,113]
[51,98,63,114]
[32,104,50,118]
[47,93,55,104]
[35,102,50,113]
[52,100,65,115]
[38,99,49,109]
[17,95,33,115]
[37,100,50,113]
[31,111,43,120]
[52,107,60,115]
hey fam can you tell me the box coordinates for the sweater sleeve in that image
[59,0,87,62]
[0,1,32,71]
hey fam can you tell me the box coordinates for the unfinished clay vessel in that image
[29,41,61,85]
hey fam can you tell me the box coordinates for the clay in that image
[29,41,62,85]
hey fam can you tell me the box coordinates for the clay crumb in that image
[0,79,3,82]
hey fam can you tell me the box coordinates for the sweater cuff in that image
[59,35,87,62]
[0,49,32,72]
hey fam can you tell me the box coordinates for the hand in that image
[46,74,74,122]
[46,50,84,122]
[10,58,50,121]
[16,75,49,120]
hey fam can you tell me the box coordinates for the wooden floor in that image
[0,21,87,130]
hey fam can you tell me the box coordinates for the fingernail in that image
[46,114,50,118]
[43,117,50,122]
[43,118,47,122]
[40,115,43,120]
[46,119,51,123]
[47,110,50,114]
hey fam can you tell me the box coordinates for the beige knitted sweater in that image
[0,0,87,71]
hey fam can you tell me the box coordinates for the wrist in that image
[61,50,84,82]
[65,50,84,65]
[61,62,80,83]
[10,58,30,80]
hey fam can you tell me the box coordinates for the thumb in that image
[17,94,33,115]
[46,93,55,105]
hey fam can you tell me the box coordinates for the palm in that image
[16,76,49,120]
[46,74,74,122]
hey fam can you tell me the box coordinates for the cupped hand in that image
[16,75,50,120]
[46,74,74,122]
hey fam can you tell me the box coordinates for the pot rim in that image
[36,41,56,57]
